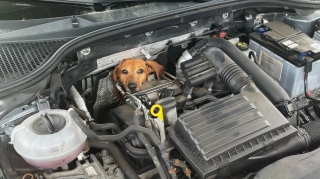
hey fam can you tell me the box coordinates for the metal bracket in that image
[203,81,214,92]
[71,15,79,28]
[37,98,51,111]
[77,151,88,161]
[0,97,51,134]
[183,86,194,99]
[61,51,98,93]
[0,104,38,134]
[140,47,151,59]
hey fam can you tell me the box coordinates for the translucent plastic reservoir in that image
[10,109,87,169]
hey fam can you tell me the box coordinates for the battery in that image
[249,39,320,98]
[248,20,320,98]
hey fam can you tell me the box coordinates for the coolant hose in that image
[188,38,291,105]
[70,109,170,178]
[88,140,140,179]
[70,109,161,145]
[87,120,149,155]
[89,122,121,133]
[132,111,168,179]
[124,143,148,156]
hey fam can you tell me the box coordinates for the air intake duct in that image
[181,47,253,94]
[185,38,293,118]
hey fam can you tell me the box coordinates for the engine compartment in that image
[2,7,320,179]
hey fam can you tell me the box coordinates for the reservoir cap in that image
[236,42,249,51]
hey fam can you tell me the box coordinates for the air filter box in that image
[249,20,320,97]
[168,89,297,179]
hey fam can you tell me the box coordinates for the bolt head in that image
[189,21,197,26]
[145,31,153,36]
[222,13,229,19]
[81,48,91,56]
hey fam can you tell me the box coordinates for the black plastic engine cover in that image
[168,89,297,179]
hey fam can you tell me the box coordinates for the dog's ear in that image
[112,66,118,84]
[146,60,165,80]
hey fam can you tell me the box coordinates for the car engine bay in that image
[2,5,320,179]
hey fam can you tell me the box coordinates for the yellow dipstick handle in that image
[150,104,164,122]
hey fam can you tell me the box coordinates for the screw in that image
[81,48,91,56]
[181,43,188,48]
[222,13,229,19]
[101,150,109,156]
[189,21,197,26]
[145,31,153,36]
[114,168,123,176]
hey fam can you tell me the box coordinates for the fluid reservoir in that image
[10,109,87,169]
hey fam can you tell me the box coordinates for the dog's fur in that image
[113,58,164,92]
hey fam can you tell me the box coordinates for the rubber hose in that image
[87,118,149,156]
[301,120,320,150]
[189,38,291,105]
[202,47,253,94]
[88,140,140,179]
[70,109,161,145]
[248,120,320,161]
[68,105,89,120]
[133,112,168,179]
[88,121,148,156]
[251,130,309,160]
[248,51,259,65]
[89,122,121,133]
[124,143,148,156]
[86,119,148,156]
[126,150,150,159]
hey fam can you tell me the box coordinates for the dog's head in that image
[113,58,164,93]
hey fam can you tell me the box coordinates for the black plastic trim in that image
[1,0,320,97]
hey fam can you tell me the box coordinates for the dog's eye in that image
[137,69,144,74]
[122,70,128,74]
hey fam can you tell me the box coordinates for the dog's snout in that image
[128,83,137,90]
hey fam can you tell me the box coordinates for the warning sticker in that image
[85,166,98,177]
[311,43,320,50]
[288,43,299,49]
[312,49,320,53]
[311,43,320,53]
[259,51,283,81]
[282,40,294,46]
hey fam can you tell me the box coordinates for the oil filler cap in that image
[32,113,66,134]
[236,42,249,51]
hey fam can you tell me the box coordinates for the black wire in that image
[304,73,309,98]
[304,72,320,104]
[249,51,259,65]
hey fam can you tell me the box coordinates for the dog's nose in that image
[128,83,137,90]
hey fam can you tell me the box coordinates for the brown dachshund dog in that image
[113,58,164,93]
